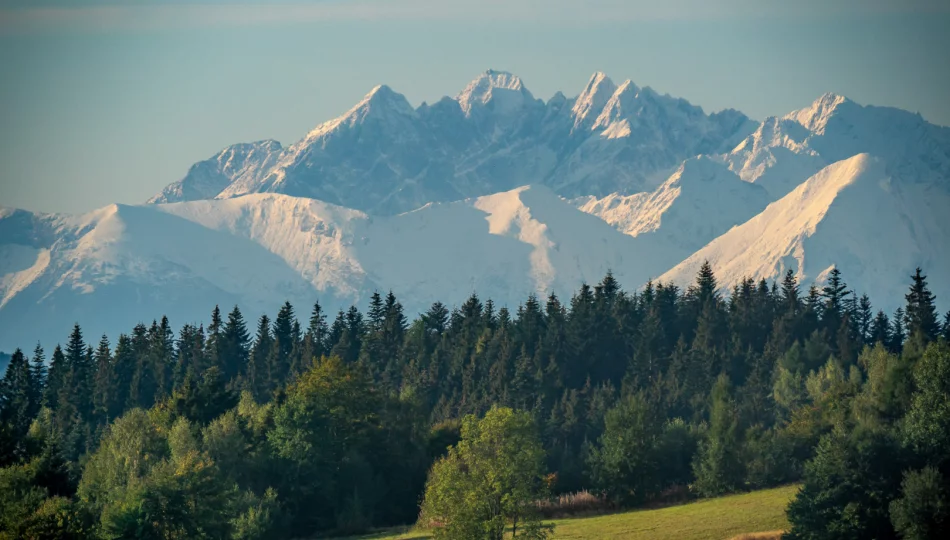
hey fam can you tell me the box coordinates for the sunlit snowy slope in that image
[3,70,948,351]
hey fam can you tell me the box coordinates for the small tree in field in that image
[421,406,550,540]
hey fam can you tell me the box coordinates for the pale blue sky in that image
[1,0,948,213]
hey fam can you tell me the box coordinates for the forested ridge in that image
[1,264,949,539]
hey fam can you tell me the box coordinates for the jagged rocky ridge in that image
[150,70,757,214]
[2,70,948,350]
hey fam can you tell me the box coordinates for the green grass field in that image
[343,485,799,540]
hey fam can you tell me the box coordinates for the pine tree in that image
[890,308,906,353]
[205,305,223,371]
[152,316,175,398]
[904,267,940,344]
[173,324,205,389]
[943,311,950,342]
[380,291,408,387]
[112,334,135,410]
[694,261,718,306]
[246,314,273,400]
[91,335,116,425]
[0,349,34,459]
[64,324,92,421]
[367,291,384,333]
[220,306,250,383]
[28,343,46,419]
[328,309,347,350]
[44,345,66,408]
[856,294,873,344]
[273,302,297,372]
[869,310,891,346]
[129,322,157,409]
[821,267,850,340]
[780,269,801,314]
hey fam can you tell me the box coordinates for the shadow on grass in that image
[330,526,431,540]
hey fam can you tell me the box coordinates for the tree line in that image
[1,264,949,539]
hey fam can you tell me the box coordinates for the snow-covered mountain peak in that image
[148,140,284,204]
[572,72,618,130]
[788,92,854,133]
[668,155,743,187]
[577,155,771,258]
[337,84,416,124]
[456,69,535,116]
[655,151,950,311]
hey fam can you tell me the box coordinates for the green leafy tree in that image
[99,450,236,540]
[785,426,904,540]
[902,341,950,466]
[268,355,378,534]
[421,406,550,540]
[889,467,948,540]
[588,392,663,505]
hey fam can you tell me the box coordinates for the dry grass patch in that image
[728,531,785,540]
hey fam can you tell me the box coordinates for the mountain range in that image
[2,70,948,351]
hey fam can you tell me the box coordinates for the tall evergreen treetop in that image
[904,267,940,344]
[367,291,384,332]
[29,343,46,416]
[781,269,801,313]
[820,267,850,332]
[693,261,719,306]
[890,307,906,353]
[44,345,66,408]
[307,301,328,346]
[221,305,250,382]
[869,310,891,347]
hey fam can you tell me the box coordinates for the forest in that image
[1,264,949,539]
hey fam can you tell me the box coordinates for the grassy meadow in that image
[342,484,799,540]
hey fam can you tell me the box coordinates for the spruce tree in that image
[220,306,250,383]
[0,349,34,458]
[112,334,135,411]
[272,302,297,373]
[205,305,223,371]
[890,308,906,353]
[246,314,273,400]
[44,345,66,408]
[303,301,329,362]
[328,310,347,350]
[129,322,157,409]
[152,316,175,397]
[904,268,940,344]
[943,311,950,342]
[173,324,205,389]
[64,324,93,422]
[821,267,850,340]
[29,343,46,419]
[857,294,873,344]
[380,291,408,387]
[869,310,891,347]
[91,335,115,425]
[367,291,384,333]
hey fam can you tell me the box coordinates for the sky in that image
[1,0,948,214]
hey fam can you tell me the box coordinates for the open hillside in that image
[347,485,798,540]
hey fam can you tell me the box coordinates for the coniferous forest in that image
[1,264,950,539]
